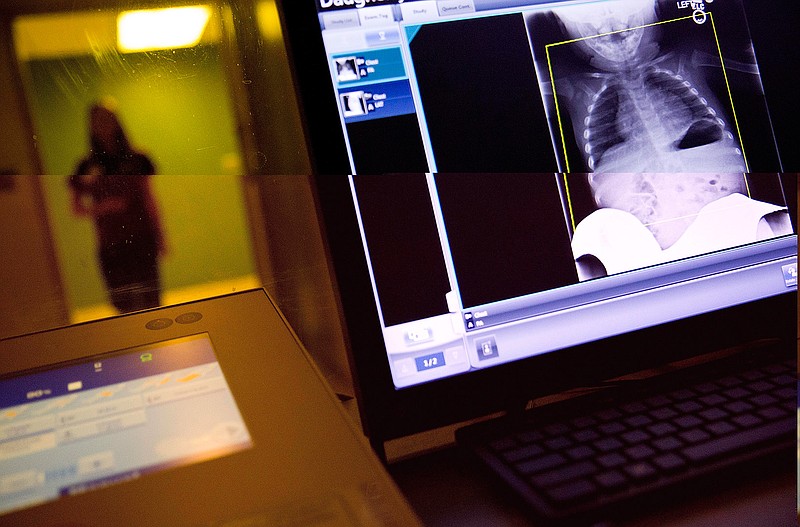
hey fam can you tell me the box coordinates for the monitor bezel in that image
[313,174,797,445]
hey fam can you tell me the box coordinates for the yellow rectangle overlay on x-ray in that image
[543,13,747,173]
[561,173,754,232]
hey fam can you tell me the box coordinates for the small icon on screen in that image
[68,381,83,392]
[781,262,797,287]
[476,337,499,361]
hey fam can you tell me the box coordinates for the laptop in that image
[0,289,423,526]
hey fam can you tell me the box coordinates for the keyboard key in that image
[624,462,657,481]
[674,415,703,428]
[516,453,566,475]
[747,381,774,393]
[679,429,711,444]
[545,480,596,505]
[682,417,795,463]
[599,422,626,435]
[717,376,741,387]
[675,401,703,413]
[625,444,655,460]
[622,430,650,444]
[699,394,727,406]
[650,407,678,420]
[698,408,727,421]
[648,422,678,437]
[731,414,762,428]
[544,436,573,450]
[772,374,794,386]
[572,428,600,443]
[624,415,652,428]
[705,421,736,436]
[595,437,624,452]
[516,430,544,443]
[566,445,595,461]
[652,453,687,472]
[489,437,517,452]
[531,461,597,488]
[597,452,626,469]
[723,387,750,399]
[749,394,778,407]
[503,444,544,463]
[594,470,627,490]
[724,401,753,414]
[757,407,787,420]
[651,437,683,451]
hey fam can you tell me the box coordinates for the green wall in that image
[42,176,257,311]
[24,45,242,176]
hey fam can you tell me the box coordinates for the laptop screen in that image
[347,174,796,390]
[307,0,783,174]
[0,334,253,516]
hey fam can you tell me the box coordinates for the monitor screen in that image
[299,0,785,174]
[347,174,796,389]
[0,334,252,516]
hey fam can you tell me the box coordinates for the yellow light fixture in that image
[117,6,211,53]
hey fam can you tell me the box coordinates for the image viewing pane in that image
[526,0,774,172]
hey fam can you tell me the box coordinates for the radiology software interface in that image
[349,174,797,388]
[318,0,782,174]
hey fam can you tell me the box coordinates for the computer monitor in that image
[278,0,798,174]
[277,0,798,449]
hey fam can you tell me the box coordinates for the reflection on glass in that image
[117,6,212,53]
[47,176,259,322]
[13,8,242,176]
[68,173,164,314]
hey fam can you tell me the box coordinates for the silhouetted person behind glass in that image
[69,102,166,313]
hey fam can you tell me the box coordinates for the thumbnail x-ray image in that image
[528,0,749,173]
[568,174,793,280]
[336,57,359,82]
[341,92,367,117]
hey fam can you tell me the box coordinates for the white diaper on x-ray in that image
[572,193,792,279]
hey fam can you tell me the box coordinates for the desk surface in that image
[388,444,795,527]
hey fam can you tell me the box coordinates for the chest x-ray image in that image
[527,0,775,173]
[565,174,793,280]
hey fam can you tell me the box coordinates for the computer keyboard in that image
[456,344,795,525]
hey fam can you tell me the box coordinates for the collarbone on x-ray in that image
[556,0,746,172]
